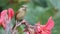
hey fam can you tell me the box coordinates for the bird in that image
[15,5,27,22]
[12,5,27,30]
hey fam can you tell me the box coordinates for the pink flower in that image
[0,10,7,28]
[7,8,14,20]
[25,16,54,34]
[26,32,30,34]
[35,16,54,34]
[0,8,14,29]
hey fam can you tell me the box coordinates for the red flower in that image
[25,16,54,34]
[26,32,30,34]
[0,8,14,29]
[0,10,7,28]
[35,16,54,34]
[8,8,14,20]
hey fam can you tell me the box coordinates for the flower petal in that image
[45,16,54,30]
[0,10,7,28]
[8,8,14,20]
[1,10,7,18]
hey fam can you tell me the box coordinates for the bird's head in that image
[18,5,27,12]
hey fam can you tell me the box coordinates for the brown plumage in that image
[12,5,27,30]
[15,5,27,22]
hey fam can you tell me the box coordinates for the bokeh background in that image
[0,0,60,34]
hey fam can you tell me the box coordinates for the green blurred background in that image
[0,0,60,34]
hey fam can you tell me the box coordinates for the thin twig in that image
[12,19,34,34]
[12,21,22,34]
